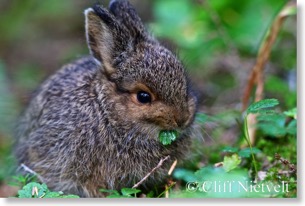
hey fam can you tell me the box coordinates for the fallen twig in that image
[168,159,177,175]
[132,155,170,189]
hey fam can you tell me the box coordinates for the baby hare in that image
[15,0,197,197]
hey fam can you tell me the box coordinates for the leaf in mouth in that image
[159,130,178,145]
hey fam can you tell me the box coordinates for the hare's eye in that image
[137,91,151,104]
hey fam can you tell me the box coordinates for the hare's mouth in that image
[158,130,179,145]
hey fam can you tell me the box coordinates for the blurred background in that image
[0,0,296,197]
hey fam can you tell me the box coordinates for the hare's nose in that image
[173,112,189,129]
[165,119,178,130]
[175,118,184,128]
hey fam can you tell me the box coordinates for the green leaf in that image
[184,166,250,198]
[286,119,297,135]
[44,191,79,198]
[17,182,48,198]
[256,113,287,137]
[256,113,285,123]
[223,154,241,172]
[100,188,141,198]
[246,99,279,114]
[121,188,141,196]
[159,130,178,145]
[10,174,36,187]
[106,194,125,198]
[284,108,297,119]
[43,191,63,198]
[256,123,287,137]
[99,189,120,196]
[146,190,155,198]
[17,182,80,198]
[195,166,223,181]
[238,147,261,158]
[173,168,198,182]
[222,146,239,153]
[17,190,32,198]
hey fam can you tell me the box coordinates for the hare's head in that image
[85,0,196,139]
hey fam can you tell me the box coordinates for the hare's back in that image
[16,56,100,145]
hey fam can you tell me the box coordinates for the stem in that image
[157,182,176,198]
[244,114,258,180]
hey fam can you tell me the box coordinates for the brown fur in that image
[14,0,197,197]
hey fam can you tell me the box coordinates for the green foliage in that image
[99,188,141,198]
[256,114,288,137]
[173,168,198,183]
[0,0,74,43]
[10,174,36,187]
[283,107,297,119]
[159,130,178,145]
[246,99,279,115]
[264,168,297,198]
[223,154,241,172]
[172,166,253,198]
[265,76,297,109]
[222,146,261,158]
[238,148,261,158]
[243,99,281,179]
[171,97,296,198]
[17,182,79,198]
[0,148,16,183]
[251,101,297,137]
[152,0,290,68]
[172,152,293,198]
[222,146,239,153]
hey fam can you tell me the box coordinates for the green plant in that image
[99,188,141,198]
[9,174,36,188]
[243,99,280,178]
[16,182,79,198]
[159,130,178,145]
[169,98,296,198]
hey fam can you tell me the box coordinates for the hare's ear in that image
[109,0,148,39]
[84,5,130,75]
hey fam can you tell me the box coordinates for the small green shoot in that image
[244,98,279,179]
[9,174,36,187]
